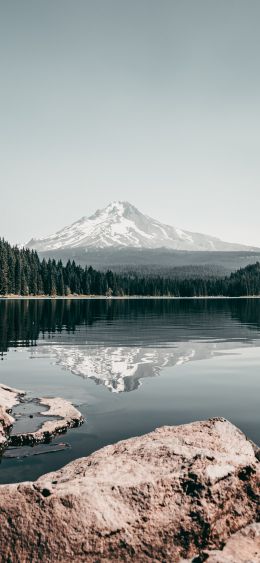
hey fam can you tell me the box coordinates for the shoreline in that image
[1,294,260,300]
[0,384,83,450]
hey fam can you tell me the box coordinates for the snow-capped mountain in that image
[26,201,256,252]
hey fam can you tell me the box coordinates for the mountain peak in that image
[26,201,257,252]
[92,201,138,218]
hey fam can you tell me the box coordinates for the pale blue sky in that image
[0,0,259,245]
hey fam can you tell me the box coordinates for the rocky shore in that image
[10,396,84,446]
[0,383,83,449]
[0,383,25,449]
[0,417,259,562]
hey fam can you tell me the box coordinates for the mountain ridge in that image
[26,201,258,252]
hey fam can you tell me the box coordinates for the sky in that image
[0,0,260,246]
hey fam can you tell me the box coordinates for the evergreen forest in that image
[0,238,260,297]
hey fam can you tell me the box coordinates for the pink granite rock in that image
[0,418,259,562]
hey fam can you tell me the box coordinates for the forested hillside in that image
[0,238,260,297]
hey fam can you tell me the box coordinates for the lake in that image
[0,298,259,484]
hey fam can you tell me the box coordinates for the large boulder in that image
[0,418,259,562]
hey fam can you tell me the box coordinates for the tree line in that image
[0,238,260,297]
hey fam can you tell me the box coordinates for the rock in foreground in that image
[0,418,259,562]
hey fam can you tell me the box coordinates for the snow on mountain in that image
[26,201,256,252]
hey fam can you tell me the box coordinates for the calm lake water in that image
[0,298,259,484]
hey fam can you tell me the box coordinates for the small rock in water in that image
[3,442,71,459]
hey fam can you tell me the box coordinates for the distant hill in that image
[38,247,260,278]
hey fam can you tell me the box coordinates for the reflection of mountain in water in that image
[32,339,259,393]
[2,297,260,391]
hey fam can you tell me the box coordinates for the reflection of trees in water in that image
[229,299,260,330]
[1,298,260,353]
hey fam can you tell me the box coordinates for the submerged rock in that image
[4,442,71,459]
[0,418,259,562]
